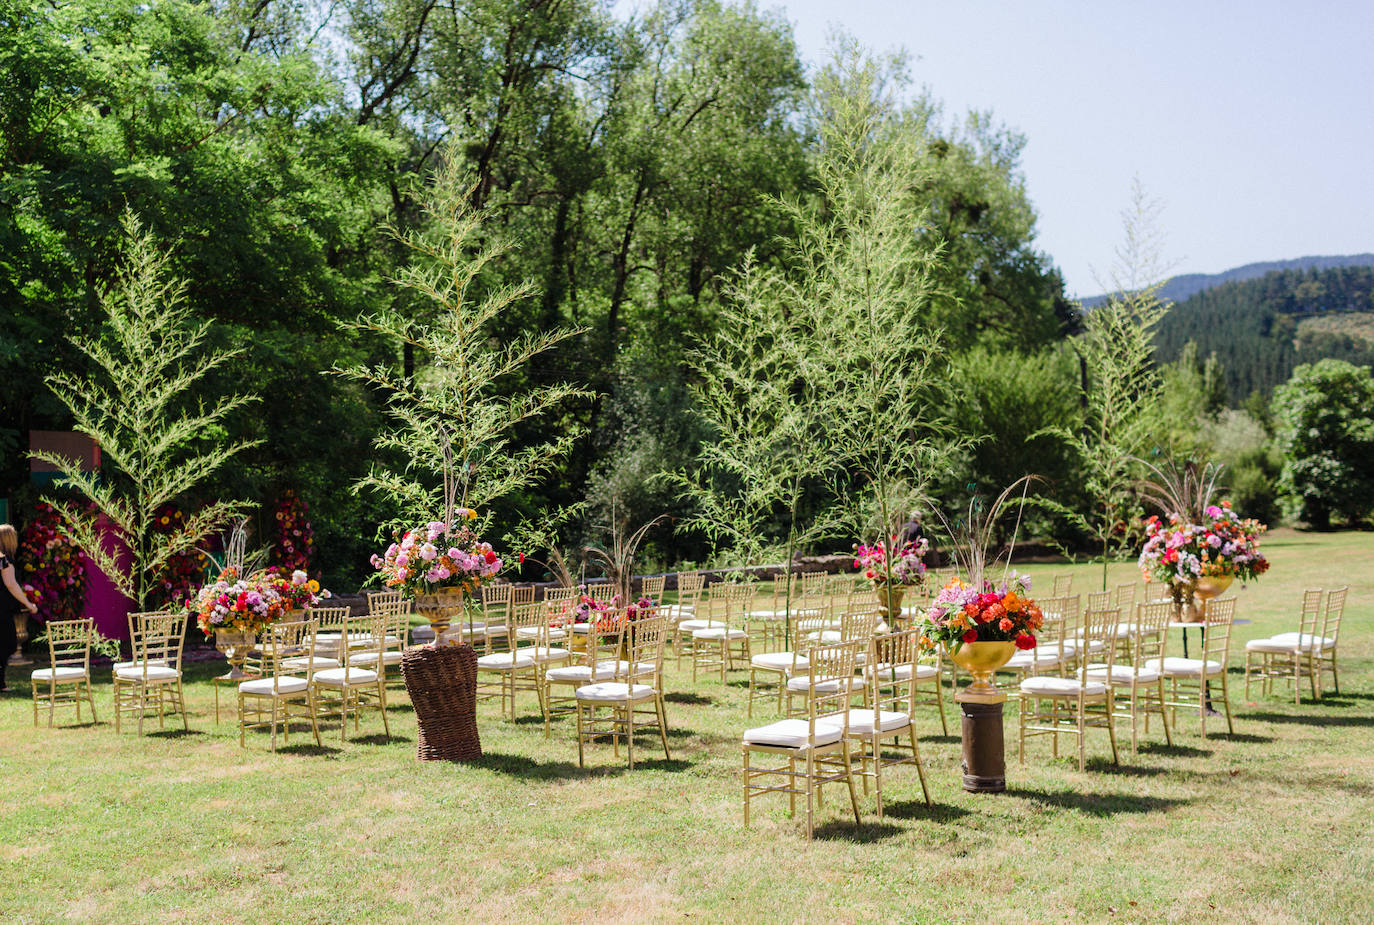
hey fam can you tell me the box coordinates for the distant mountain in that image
[1081,254,1374,308]
[1154,264,1374,403]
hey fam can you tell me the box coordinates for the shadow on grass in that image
[919,734,960,745]
[1243,711,1374,728]
[664,692,713,706]
[882,800,971,823]
[276,743,344,758]
[144,728,206,739]
[1083,757,1167,777]
[1136,741,1213,758]
[348,733,412,746]
[813,820,906,843]
[1005,787,1188,817]
[1211,732,1274,744]
[473,751,626,780]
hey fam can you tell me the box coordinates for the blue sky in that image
[764,0,1374,296]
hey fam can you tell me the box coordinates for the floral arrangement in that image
[853,538,929,586]
[918,573,1043,653]
[271,490,314,573]
[257,566,330,611]
[1138,501,1269,586]
[370,510,503,597]
[18,503,88,623]
[151,504,212,608]
[187,566,287,636]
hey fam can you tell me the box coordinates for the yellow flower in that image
[307,580,320,592]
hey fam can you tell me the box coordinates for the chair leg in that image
[934,680,949,736]
[842,747,862,827]
[742,746,751,827]
[626,703,634,771]
[576,700,586,768]
[1220,672,1234,735]
[655,694,671,760]
[911,729,931,806]
[1106,702,1119,765]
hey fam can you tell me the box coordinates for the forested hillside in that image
[1156,265,1374,403]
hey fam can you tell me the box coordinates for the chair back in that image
[838,606,881,643]
[366,590,404,614]
[1322,587,1348,644]
[583,607,626,664]
[128,611,186,676]
[510,602,550,650]
[340,613,386,669]
[1080,606,1120,677]
[308,606,350,655]
[44,619,94,676]
[509,585,534,606]
[1131,601,1172,665]
[675,572,705,597]
[264,618,316,691]
[846,585,879,615]
[1201,597,1237,666]
[482,584,514,624]
[1035,595,1079,665]
[624,615,668,686]
[640,575,666,600]
[706,583,754,631]
[1087,591,1112,612]
[1293,589,1323,642]
[1051,574,1073,596]
[1114,583,1137,611]
[803,640,862,736]
[799,571,828,602]
[867,628,919,718]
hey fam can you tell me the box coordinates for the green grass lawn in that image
[2,528,1372,924]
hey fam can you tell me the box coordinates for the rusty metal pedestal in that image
[957,688,1007,793]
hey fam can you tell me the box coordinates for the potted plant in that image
[853,537,929,622]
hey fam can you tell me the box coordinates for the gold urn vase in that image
[415,589,466,643]
[949,640,1017,703]
[873,583,909,624]
[214,630,257,680]
[1192,574,1234,621]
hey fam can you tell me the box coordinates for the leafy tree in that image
[1272,359,1374,529]
[1040,182,1169,588]
[337,155,592,535]
[672,253,847,644]
[30,213,258,609]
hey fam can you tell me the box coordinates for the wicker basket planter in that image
[401,644,481,762]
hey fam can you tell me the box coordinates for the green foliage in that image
[337,154,592,535]
[1039,182,1169,584]
[30,213,258,607]
[1156,265,1374,402]
[1272,359,1374,529]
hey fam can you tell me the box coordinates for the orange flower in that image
[1003,592,1022,613]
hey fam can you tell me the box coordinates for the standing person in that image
[0,524,40,693]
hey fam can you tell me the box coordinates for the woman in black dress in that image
[0,524,40,693]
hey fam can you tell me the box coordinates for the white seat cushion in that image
[845,708,911,735]
[545,664,617,683]
[678,619,723,632]
[751,651,808,671]
[786,675,865,694]
[1020,676,1109,697]
[1263,633,1334,650]
[1006,646,1072,670]
[742,717,844,748]
[281,655,340,671]
[805,630,843,644]
[1143,657,1223,678]
[32,666,87,681]
[115,665,180,682]
[1113,623,1140,639]
[312,666,379,687]
[239,676,309,695]
[113,659,166,672]
[515,626,565,640]
[693,627,747,641]
[350,650,404,667]
[865,662,938,683]
[1084,663,1161,684]
[532,647,572,663]
[476,652,535,670]
[574,682,656,702]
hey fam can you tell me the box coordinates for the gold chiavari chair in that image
[691,584,755,683]
[742,639,864,840]
[1245,589,1323,703]
[114,611,188,735]
[31,618,97,727]
[310,613,390,743]
[574,615,671,769]
[238,617,322,750]
[1150,597,1237,737]
[1086,601,1172,753]
[639,575,666,601]
[542,612,622,737]
[850,629,932,816]
[1019,604,1120,772]
[1051,574,1073,597]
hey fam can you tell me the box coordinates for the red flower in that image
[484,550,498,565]
[1015,633,1036,650]
[998,617,1013,632]
[518,552,525,564]
[961,628,979,644]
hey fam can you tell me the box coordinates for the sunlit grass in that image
[2,528,1371,923]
